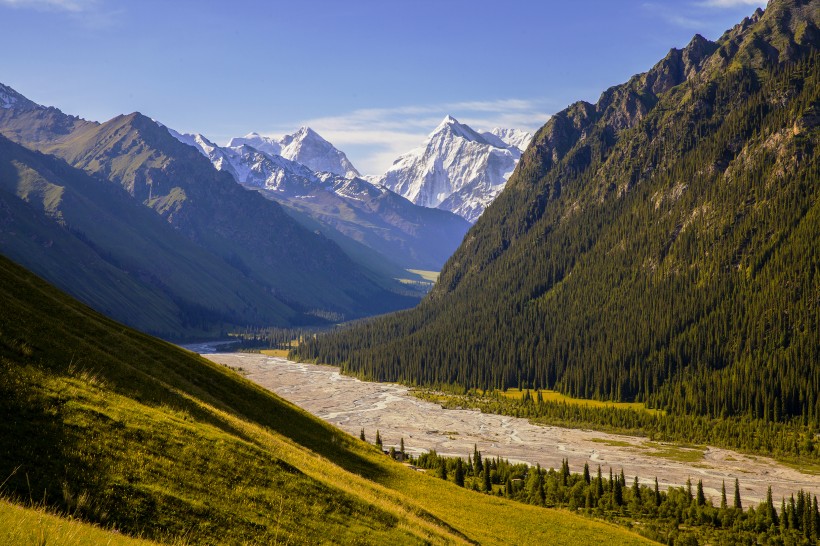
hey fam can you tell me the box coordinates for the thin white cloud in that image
[696,0,767,7]
[0,0,97,11]
[252,99,552,176]
[0,0,119,28]
[643,0,767,30]
[642,3,706,29]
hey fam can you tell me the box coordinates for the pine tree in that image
[721,480,727,509]
[583,462,591,485]
[614,475,623,506]
[438,458,447,480]
[767,486,778,527]
[484,465,492,493]
[455,458,465,487]
[400,437,405,457]
[696,480,706,506]
[375,429,382,448]
[734,478,742,510]
[359,428,365,441]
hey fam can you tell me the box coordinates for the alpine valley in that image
[1,0,819,545]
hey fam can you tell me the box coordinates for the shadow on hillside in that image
[0,365,103,518]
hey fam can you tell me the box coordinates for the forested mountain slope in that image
[297,0,819,425]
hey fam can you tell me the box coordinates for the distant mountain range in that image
[168,128,470,271]
[0,84,418,337]
[194,117,531,225]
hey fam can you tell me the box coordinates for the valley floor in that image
[203,353,820,506]
[203,352,820,508]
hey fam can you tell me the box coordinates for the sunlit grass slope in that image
[0,254,651,545]
[0,499,158,546]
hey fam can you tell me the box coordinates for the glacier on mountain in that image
[375,116,532,223]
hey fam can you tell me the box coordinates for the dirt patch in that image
[205,353,820,506]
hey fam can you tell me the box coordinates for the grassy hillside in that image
[0,499,158,546]
[0,254,650,545]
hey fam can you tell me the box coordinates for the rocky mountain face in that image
[170,128,470,271]
[0,88,418,336]
[375,116,531,222]
[295,0,820,425]
[229,127,360,178]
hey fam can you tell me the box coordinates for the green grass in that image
[641,442,705,463]
[0,499,159,546]
[0,255,652,545]
[590,438,638,448]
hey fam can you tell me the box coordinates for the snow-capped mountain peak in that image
[376,115,532,222]
[227,127,359,178]
[432,115,490,145]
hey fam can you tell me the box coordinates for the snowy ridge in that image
[229,127,360,178]
[375,115,531,223]
[0,83,41,111]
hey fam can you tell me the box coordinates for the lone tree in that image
[734,478,742,510]
[375,430,382,448]
[359,428,365,441]
[721,481,727,509]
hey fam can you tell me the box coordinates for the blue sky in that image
[0,0,767,174]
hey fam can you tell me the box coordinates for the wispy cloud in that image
[0,0,97,11]
[696,0,767,7]
[0,0,120,28]
[642,3,707,29]
[643,0,767,30]
[251,99,552,176]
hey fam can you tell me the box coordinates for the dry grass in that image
[406,269,440,282]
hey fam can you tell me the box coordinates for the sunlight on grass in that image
[406,269,440,282]
[499,389,664,416]
[642,442,705,463]
[0,499,158,546]
[590,438,638,448]
[260,349,290,358]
